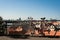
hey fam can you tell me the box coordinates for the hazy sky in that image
[0,0,60,20]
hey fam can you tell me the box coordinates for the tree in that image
[17,18,21,21]
[0,16,3,21]
[27,17,33,20]
[41,17,46,21]
[19,18,21,21]
[0,16,3,24]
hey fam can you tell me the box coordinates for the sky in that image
[0,0,60,20]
